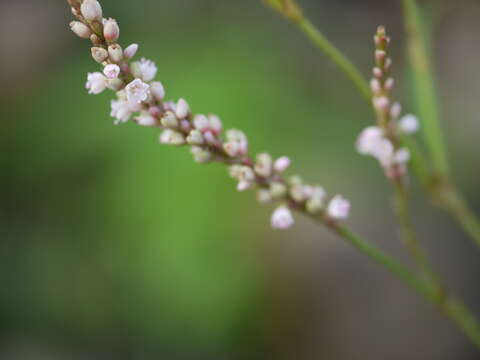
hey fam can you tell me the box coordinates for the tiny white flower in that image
[124,43,139,59]
[271,206,294,230]
[125,79,150,104]
[160,129,186,145]
[176,98,190,119]
[327,195,351,220]
[138,58,158,82]
[356,126,383,155]
[306,186,327,214]
[274,156,291,173]
[254,153,273,178]
[208,115,222,134]
[110,99,139,124]
[85,72,107,94]
[150,82,165,101]
[399,114,419,134]
[103,64,121,79]
[373,138,395,167]
[393,148,410,165]
[191,146,212,163]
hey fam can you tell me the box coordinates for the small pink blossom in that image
[103,64,120,79]
[124,43,139,59]
[176,98,190,119]
[138,58,157,82]
[327,195,351,220]
[271,206,294,229]
[274,156,291,173]
[85,72,107,94]
[125,79,150,104]
[399,114,419,134]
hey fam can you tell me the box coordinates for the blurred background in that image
[2,0,480,359]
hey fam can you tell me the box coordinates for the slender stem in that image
[402,0,449,175]
[332,225,480,349]
[296,18,372,101]
[393,180,439,284]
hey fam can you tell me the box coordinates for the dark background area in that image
[1,0,480,359]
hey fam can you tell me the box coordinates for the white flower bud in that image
[370,78,382,95]
[108,44,123,63]
[191,146,212,163]
[81,0,103,22]
[111,99,133,124]
[150,82,165,101]
[399,114,419,134]
[186,130,205,145]
[271,206,294,230]
[274,156,291,173]
[394,148,410,165]
[103,18,120,42]
[135,113,158,127]
[306,186,326,214]
[373,96,390,114]
[91,47,108,63]
[70,21,92,39]
[161,111,179,128]
[124,43,139,59]
[103,64,120,79]
[290,184,308,202]
[257,189,273,204]
[208,115,222,134]
[176,98,190,119]
[160,129,186,146]
[194,115,209,132]
[327,195,351,220]
[390,102,402,119]
[356,126,383,155]
[384,77,395,91]
[270,182,287,199]
[254,153,273,178]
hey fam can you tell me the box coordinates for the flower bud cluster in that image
[67,0,351,230]
[357,26,420,180]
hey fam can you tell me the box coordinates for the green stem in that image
[332,225,480,349]
[393,180,439,285]
[296,18,371,101]
[402,0,449,175]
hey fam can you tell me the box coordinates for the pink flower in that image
[175,98,190,119]
[138,58,157,82]
[274,156,291,173]
[327,195,351,220]
[125,79,150,104]
[103,64,120,79]
[85,72,107,94]
[124,44,139,59]
[271,206,294,229]
[399,114,419,134]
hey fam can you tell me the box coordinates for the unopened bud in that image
[124,43,139,59]
[90,34,102,45]
[176,98,190,119]
[372,67,383,79]
[270,183,287,199]
[390,102,402,119]
[257,189,273,204]
[160,129,185,146]
[106,78,123,91]
[70,21,92,39]
[91,47,108,63]
[384,77,395,91]
[108,44,123,63]
[161,111,179,128]
[186,130,205,145]
[370,78,382,95]
[373,96,390,114]
[103,18,120,42]
[191,146,212,163]
[254,153,273,178]
[150,82,165,101]
[81,0,103,22]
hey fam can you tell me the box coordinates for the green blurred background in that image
[2,0,480,359]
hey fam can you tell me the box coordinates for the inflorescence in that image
[67,0,351,230]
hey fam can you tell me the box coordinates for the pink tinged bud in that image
[70,21,92,39]
[372,67,383,79]
[306,186,327,214]
[193,115,209,132]
[274,156,291,173]
[148,106,161,118]
[135,113,158,127]
[394,148,410,165]
[161,112,179,128]
[384,58,393,70]
[124,43,139,59]
[327,195,351,220]
[125,79,150,104]
[103,64,120,79]
[108,44,123,63]
[399,114,419,134]
[203,131,217,146]
[356,126,383,155]
[390,102,402,119]
[81,0,103,22]
[175,98,189,119]
[91,47,108,63]
[370,78,382,95]
[375,50,386,63]
[85,72,107,94]
[271,206,294,230]
[208,115,222,135]
[103,18,120,42]
[191,146,212,163]
[186,130,205,145]
[237,180,251,192]
[224,141,240,157]
[373,96,390,113]
[384,77,395,91]
[150,82,165,101]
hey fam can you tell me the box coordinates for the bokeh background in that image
[2,0,480,359]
